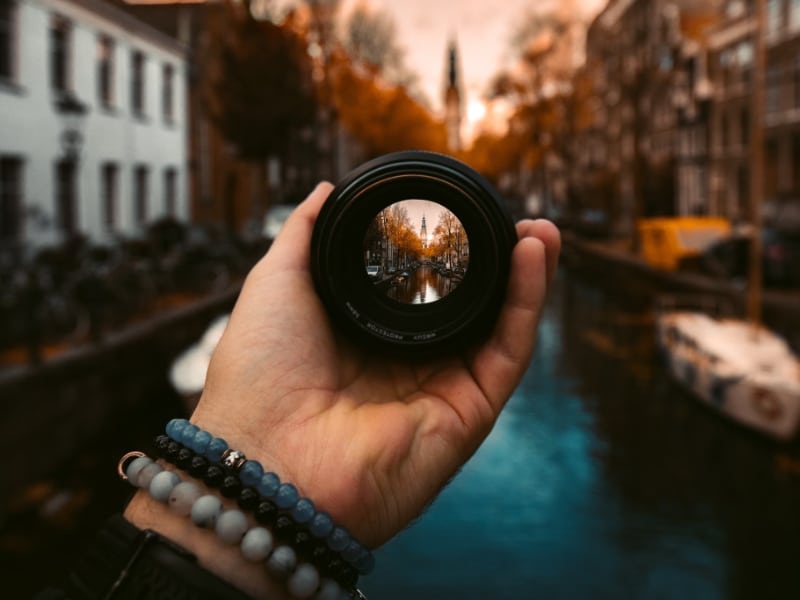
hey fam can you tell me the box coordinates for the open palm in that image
[191,182,561,549]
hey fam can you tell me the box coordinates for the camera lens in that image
[310,150,517,354]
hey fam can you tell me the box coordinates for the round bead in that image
[191,494,223,528]
[165,418,188,440]
[153,434,170,456]
[309,512,334,539]
[220,474,242,498]
[314,579,343,600]
[241,526,273,561]
[168,481,203,516]
[310,543,332,568]
[176,448,194,470]
[354,550,375,575]
[326,527,350,553]
[291,498,315,524]
[148,470,181,503]
[294,531,314,557]
[179,423,199,446]
[188,455,209,478]
[239,460,264,487]
[215,509,249,544]
[266,545,297,579]
[206,437,228,462]
[287,564,320,599]
[237,487,260,510]
[275,483,299,509]
[190,429,212,454]
[125,456,153,484]
[273,515,295,541]
[136,462,164,489]
[255,499,278,525]
[165,440,182,462]
[257,472,280,498]
[341,540,363,563]
[204,464,225,487]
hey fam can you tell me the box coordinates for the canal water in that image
[7,268,800,598]
[362,269,800,600]
[382,266,461,304]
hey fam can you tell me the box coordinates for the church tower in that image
[420,213,428,249]
[443,37,463,153]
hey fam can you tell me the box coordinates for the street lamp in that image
[56,94,88,161]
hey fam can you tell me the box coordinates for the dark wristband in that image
[63,514,252,600]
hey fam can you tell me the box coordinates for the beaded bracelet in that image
[119,451,366,600]
[153,434,360,589]
[162,418,374,577]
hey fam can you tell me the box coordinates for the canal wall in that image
[561,233,800,352]
[0,285,240,504]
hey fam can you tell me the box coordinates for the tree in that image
[203,1,317,160]
[343,2,414,86]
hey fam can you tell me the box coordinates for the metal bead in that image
[221,448,247,471]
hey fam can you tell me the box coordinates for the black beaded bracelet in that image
[153,434,361,590]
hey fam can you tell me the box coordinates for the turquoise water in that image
[362,271,800,599]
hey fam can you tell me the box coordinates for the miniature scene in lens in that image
[363,200,469,304]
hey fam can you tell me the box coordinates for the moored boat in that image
[656,308,800,440]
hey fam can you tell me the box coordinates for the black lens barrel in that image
[310,150,517,354]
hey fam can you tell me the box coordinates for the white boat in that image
[656,308,800,440]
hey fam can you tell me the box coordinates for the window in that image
[50,15,71,93]
[162,63,174,122]
[0,1,17,81]
[97,36,114,108]
[740,107,749,146]
[55,159,77,236]
[766,0,782,36]
[792,0,800,30]
[131,51,145,115]
[101,163,118,229]
[766,65,781,114]
[0,157,23,242]
[134,165,149,225]
[163,167,177,215]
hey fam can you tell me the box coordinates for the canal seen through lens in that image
[363,267,800,599]
[378,264,462,304]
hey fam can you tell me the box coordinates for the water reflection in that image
[364,269,800,599]
[381,266,461,304]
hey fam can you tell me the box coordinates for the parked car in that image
[681,229,800,288]
[365,265,383,280]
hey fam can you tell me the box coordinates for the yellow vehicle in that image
[637,217,731,271]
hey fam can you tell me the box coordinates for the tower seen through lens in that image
[363,200,470,304]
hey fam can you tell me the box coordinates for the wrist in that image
[125,475,290,599]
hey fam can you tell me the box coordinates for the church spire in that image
[443,36,463,153]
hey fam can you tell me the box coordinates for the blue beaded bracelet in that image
[163,418,375,576]
[153,435,360,588]
[119,451,367,600]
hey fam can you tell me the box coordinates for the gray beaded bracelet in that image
[119,451,367,600]
[163,418,374,576]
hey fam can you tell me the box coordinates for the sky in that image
[347,0,605,114]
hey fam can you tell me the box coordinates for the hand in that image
[125,182,559,597]
[191,182,560,547]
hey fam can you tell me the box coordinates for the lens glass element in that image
[363,200,469,305]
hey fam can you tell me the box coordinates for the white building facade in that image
[0,0,188,249]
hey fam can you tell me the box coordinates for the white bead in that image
[241,527,273,561]
[266,545,297,579]
[190,494,223,528]
[168,481,203,516]
[149,470,180,503]
[136,462,163,489]
[314,579,342,600]
[215,509,249,544]
[287,563,320,598]
[125,456,153,483]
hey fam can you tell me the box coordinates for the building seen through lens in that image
[363,200,469,304]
